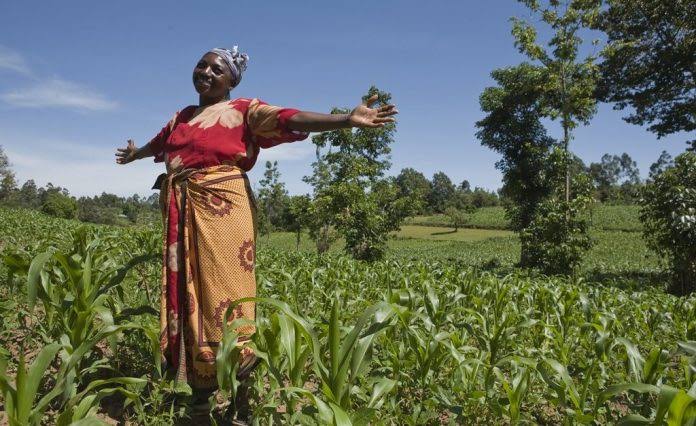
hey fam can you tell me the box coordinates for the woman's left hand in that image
[348,95,398,128]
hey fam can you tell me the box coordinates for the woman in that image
[115,46,397,419]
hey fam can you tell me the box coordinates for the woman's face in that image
[192,52,233,100]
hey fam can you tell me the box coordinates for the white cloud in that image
[4,136,317,197]
[6,145,161,197]
[2,78,117,111]
[0,45,30,75]
[257,138,316,162]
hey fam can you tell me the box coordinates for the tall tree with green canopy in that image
[428,172,455,214]
[595,0,696,148]
[649,151,674,181]
[395,167,431,214]
[303,147,336,254]
[477,63,559,266]
[641,151,696,294]
[589,153,641,202]
[257,160,288,236]
[306,86,408,261]
[511,0,601,202]
[282,194,312,251]
[0,146,17,201]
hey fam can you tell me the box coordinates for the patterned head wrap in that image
[209,46,249,88]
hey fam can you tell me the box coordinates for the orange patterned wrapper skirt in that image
[158,165,257,389]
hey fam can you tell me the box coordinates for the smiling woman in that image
[114,45,398,423]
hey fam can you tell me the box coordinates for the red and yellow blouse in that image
[148,98,309,172]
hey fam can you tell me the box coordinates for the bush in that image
[41,192,77,219]
[444,206,470,231]
[640,151,696,294]
[520,150,595,274]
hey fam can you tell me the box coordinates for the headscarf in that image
[209,46,249,88]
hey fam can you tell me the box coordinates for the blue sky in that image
[0,0,690,197]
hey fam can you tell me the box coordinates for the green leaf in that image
[367,378,396,409]
[17,343,61,423]
[600,383,660,402]
[616,414,651,425]
[27,251,52,310]
[667,389,696,426]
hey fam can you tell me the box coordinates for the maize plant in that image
[1,207,695,424]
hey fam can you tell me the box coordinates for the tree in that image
[512,0,601,202]
[77,196,120,225]
[283,194,312,250]
[305,86,408,261]
[428,172,455,214]
[477,63,559,266]
[395,168,431,215]
[640,151,696,294]
[444,206,469,232]
[521,148,594,274]
[16,179,40,209]
[303,147,337,254]
[478,62,594,273]
[596,0,696,147]
[41,191,77,219]
[590,154,622,189]
[469,187,500,208]
[589,153,642,202]
[649,151,674,181]
[0,146,16,201]
[257,161,288,236]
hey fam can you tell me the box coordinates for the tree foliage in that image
[305,86,408,261]
[283,194,312,250]
[521,149,595,274]
[41,190,77,220]
[588,153,641,203]
[428,172,456,214]
[596,0,696,146]
[257,161,288,236]
[444,206,469,232]
[477,63,594,273]
[0,146,17,201]
[395,168,431,214]
[477,64,557,233]
[648,151,674,181]
[640,151,696,294]
[512,0,601,201]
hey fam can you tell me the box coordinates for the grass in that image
[405,204,643,232]
[394,225,513,241]
[259,227,663,289]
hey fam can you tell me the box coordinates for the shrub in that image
[521,149,594,274]
[640,151,696,294]
[41,191,77,219]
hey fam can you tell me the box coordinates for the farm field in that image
[393,225,513,241]
[0,207,694,425]
[405,204,643,233]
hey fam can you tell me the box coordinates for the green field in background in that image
[405,204,643,232]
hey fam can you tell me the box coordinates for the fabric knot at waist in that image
[152,164,248,190]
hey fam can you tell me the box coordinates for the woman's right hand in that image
[115,139,138,164]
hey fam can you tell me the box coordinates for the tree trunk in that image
[317,225,330,254]
[671,258,696,296]
[564,122,570,204]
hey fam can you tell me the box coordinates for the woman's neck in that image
[198,94,230,107]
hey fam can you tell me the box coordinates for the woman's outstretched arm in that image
[287,94,398,132]
[115,140,154,165]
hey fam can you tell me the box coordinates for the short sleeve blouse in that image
[147,98,308,172]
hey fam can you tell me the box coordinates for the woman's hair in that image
[209,46,249,88]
